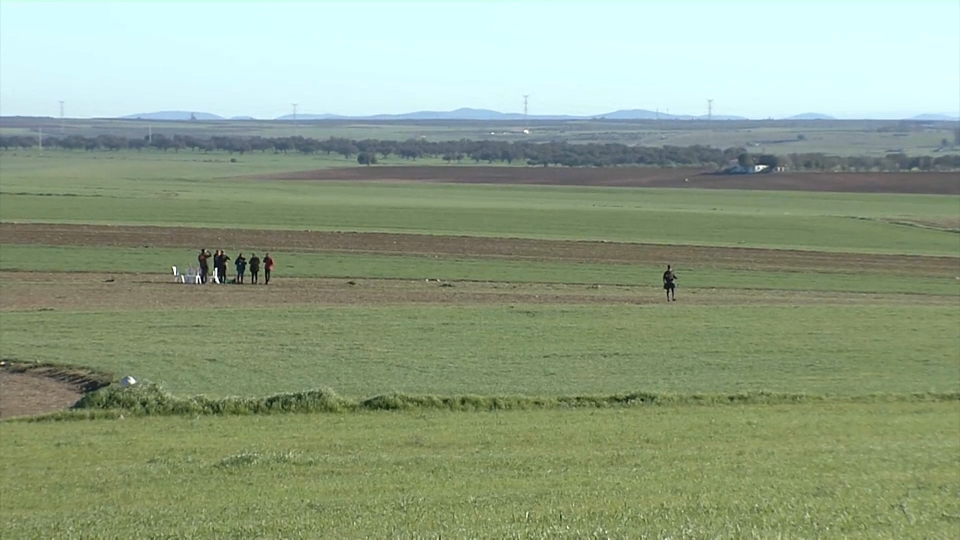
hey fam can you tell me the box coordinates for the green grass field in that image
[3,305,958,397]
[1,150,958,537]
[2,404,958,538]
[2,152,958,254]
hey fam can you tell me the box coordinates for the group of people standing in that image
[197,249,274,285]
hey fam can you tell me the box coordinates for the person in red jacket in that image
[263,253,274,285]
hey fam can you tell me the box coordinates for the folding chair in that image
[183,267,201,284]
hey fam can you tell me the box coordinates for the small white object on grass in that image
[120,376,137,388]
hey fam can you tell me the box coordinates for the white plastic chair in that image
[183,268,200,284]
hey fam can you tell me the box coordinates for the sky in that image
[1,1,958,119]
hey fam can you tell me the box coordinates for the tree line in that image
[1,133,958,172]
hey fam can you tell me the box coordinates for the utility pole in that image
[59,100,65,134]
[38,127,43,153]
[292,103,298,137]
[522,94,529,132]
[707,99,714,147]
[148,125,152,144]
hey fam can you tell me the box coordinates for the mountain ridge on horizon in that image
[68,108,960,123]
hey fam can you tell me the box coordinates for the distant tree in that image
[796,134,807,141]
[755,154,780,169]
[274,140,292,153]
[339,144,359,159]
[737,152,753,168]
[357,152,377,166]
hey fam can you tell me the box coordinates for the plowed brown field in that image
[2,272,949,313]
[254,166,960,195]
[2,223,956,277]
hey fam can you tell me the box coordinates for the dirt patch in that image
[0,362,111,419]
[0,272,951,313]
[2,223,957,277]
[252,166,960,195]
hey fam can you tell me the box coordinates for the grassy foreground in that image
[2,305,957,397]
[3,403,958,539]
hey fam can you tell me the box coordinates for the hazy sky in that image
[1,1,958,119]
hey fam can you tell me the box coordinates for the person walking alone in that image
[662,264,678,302]
[249,253,261,284]
[263,253,274,285]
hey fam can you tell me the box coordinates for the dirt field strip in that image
[251,166,960,195]
[0,271,950,312]
[2,223,956,277]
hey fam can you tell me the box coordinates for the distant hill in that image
[580,109,748,121]
[276,108,578,121]
[371,108,527,121]
[273,108,746,121]
[908,113,960,121]
[120,111,224,121]
[785,113,835,120]
[115,109,957,122]
[598,109,663,120]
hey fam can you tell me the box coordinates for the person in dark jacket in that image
[235,253,247,284]
[212,250,222,282]
[249,253,261,284]
[217,251,231,284]
[662,264,677,302]
[197,249,211,284]
[264,253,274,285]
